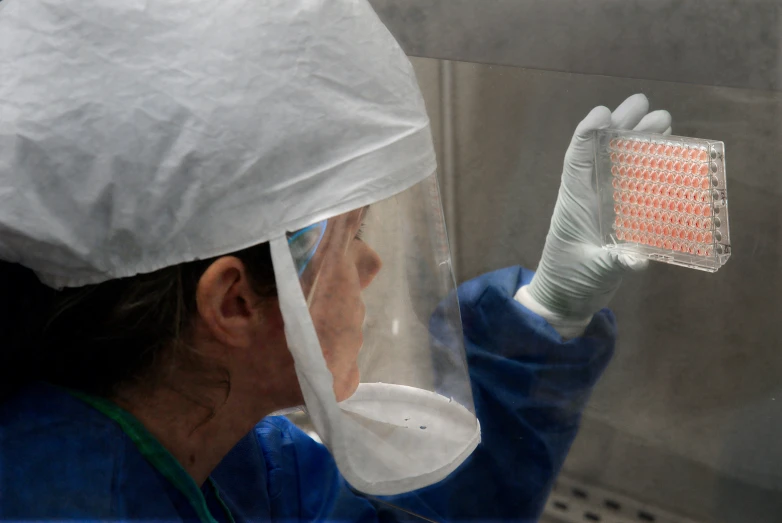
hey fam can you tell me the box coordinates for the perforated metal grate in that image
[543,475,704,523]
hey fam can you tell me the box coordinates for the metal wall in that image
[407,50,782,523]
[373,0,782,92]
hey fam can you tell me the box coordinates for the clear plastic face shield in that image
[271,173,480,496]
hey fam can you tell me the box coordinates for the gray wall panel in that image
[372,0,782,91]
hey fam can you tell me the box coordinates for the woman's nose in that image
[353,241,382,290]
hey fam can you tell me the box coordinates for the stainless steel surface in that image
[372,0,782,92]
[409,56,782,522]
[564,417,782,523]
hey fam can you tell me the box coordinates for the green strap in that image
[210,478,237,523]
[64,388,234,523]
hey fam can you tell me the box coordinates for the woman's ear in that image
[195,257,263,348]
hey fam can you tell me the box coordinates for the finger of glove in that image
[615,252,649,272]
[611,93,650,130]
[564,105,612,176]
[572,105,613,142]
[633,110,672,134]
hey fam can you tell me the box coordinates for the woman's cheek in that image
[334,363,361,402]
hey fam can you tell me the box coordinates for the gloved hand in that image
[516,94,672,338]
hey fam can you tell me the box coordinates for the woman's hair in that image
[0,243,277,402]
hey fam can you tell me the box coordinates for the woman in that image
[0,0,672,520]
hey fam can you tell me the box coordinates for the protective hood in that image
[0,0,435,288]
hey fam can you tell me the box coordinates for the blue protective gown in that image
[0,266,615,522]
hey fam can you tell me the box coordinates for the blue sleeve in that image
[255,266,616,522]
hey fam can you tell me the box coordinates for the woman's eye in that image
[355,223,366,241]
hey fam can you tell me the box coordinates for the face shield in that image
[270,173,480,496]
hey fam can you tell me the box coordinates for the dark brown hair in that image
[0,243,276,402]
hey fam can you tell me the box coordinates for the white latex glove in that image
[516,94,672,338]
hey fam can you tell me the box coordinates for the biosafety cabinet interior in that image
[371,0,782,521]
